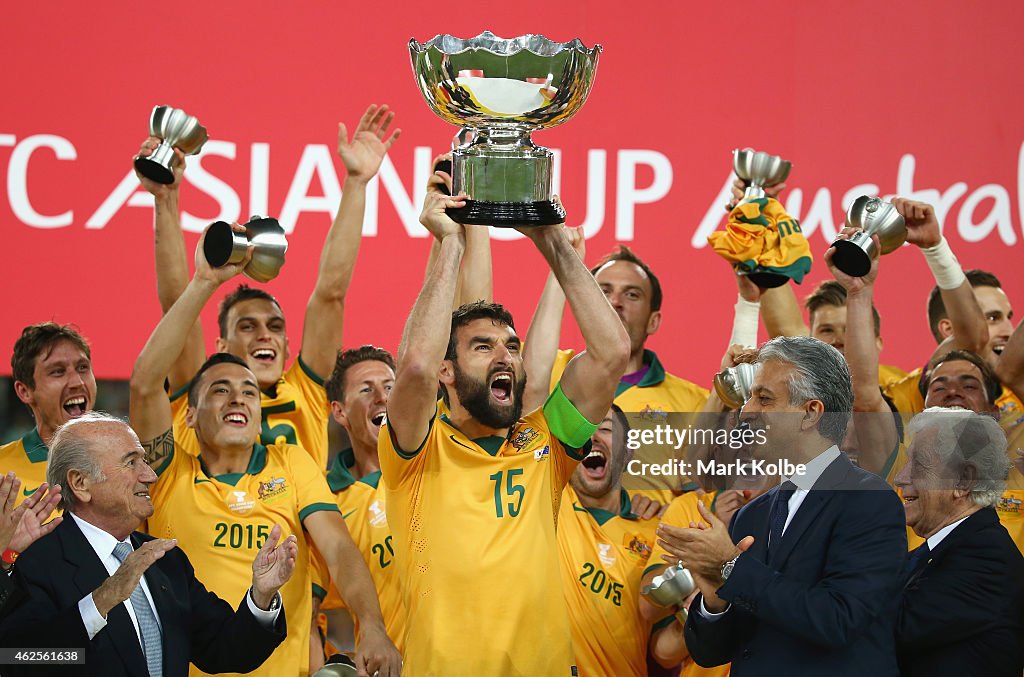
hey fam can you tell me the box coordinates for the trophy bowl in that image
[733,148,792,202]
[713,362,760,409]
[410,31,601,226]
[641,562,696,608]
[203,216,288,283]
[134,105,208,185]
[831,196,907,277]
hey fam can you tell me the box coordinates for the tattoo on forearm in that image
[142,429,174,469]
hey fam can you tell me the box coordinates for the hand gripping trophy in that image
[409,31,601,226]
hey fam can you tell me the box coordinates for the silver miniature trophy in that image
[831,196,907,277]
[203,216,288,283]
[134,105,208,185]
[410,31,601,226]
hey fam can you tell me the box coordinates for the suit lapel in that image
[60,518,149,676]
[768,454,851,569]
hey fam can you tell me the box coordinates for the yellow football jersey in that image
[878,363,907,388]
[311,449,406,653]
[148,441,339,677]
[558,485,658,677]
[0,429,49,506]
[648,492,732,677]
[170,358,330,470]
[552,349,709,504]
[379,399,587,676]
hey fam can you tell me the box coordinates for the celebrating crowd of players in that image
[0,102,1021,676]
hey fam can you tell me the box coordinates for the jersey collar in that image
[22,428,49,463]
[439,413,508,457]
[577,488,637,526]
[198,443,269,485]
[615,349,666,396]
[327,448,358,492]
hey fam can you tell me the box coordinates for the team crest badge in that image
[624,533,654,562]
[996,494,1022,515]
[226,490,255,515]
[257,477,289,502]
[638,405,668,423]
[511,426,540,451]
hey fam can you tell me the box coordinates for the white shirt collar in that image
[785,445,841,491]
[926,513,972,551]
[69,512,131,562]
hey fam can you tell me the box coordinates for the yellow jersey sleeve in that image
[285,444,340,523]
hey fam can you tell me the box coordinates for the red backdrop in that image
[2,1,1022,381]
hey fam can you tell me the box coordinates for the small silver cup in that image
[134,105,208,185]
[713,362,760,409]
[733,148,792,203]
[831,196,907,277]
[203,216,288,283]
[642,562,696,609]
[311,654,358,677]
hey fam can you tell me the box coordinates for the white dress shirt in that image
[71,513,280,641]
[700,445,842,619]
[926,514,971,551]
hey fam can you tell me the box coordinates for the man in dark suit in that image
[655,336,908,676]
[894,408,1024,675]
[0,413,297,676]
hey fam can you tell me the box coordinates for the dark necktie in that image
[112,542,163,677]
[768,481,797,553]
[902,542,931,583]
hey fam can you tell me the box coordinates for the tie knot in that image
[779,480,798,497]
[112,541,133,563]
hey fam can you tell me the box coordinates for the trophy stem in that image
[741,185,766,202]
[831,232,876,277]
[134,143,177,185]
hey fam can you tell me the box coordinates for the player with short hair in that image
[1,322,96,502]
[557,405,660,676]
[137,104,400,469]
[129,227,401,677]
[379,189,630,674]
[309,345,406,660]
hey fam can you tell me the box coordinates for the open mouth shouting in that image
[581,448,609,480]
[251,348,277,364]
[63,395,88,418]
[490,372,513,404]
[370,411,387,429]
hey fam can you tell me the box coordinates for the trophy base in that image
[740,271,790,289]
[134,157,175,185]
[830,239,872,277]
[448,199,566,227]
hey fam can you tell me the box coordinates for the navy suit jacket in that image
[0,516,285,676]
[897,506,1024,676]
[685,452,908,677]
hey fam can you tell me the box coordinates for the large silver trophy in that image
[203,216,288,283]
[733,148,792,203]
[134,105,208,185]
[410,31,601,226]
[831,196,907,277]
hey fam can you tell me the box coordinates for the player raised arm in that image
[519,224,630,423]
[892,198,988,360]
[130,225,252,466]
[135,138,207,392]
[423,154,493,308]
[824,231,898,474]
[522,222,584,413]
[300,105,400,380]
[388,192,468,452]
[996,320,1024,401]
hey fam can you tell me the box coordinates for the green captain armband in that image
[543,383,599,450]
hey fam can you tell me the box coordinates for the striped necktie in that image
[112,542,163,677]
